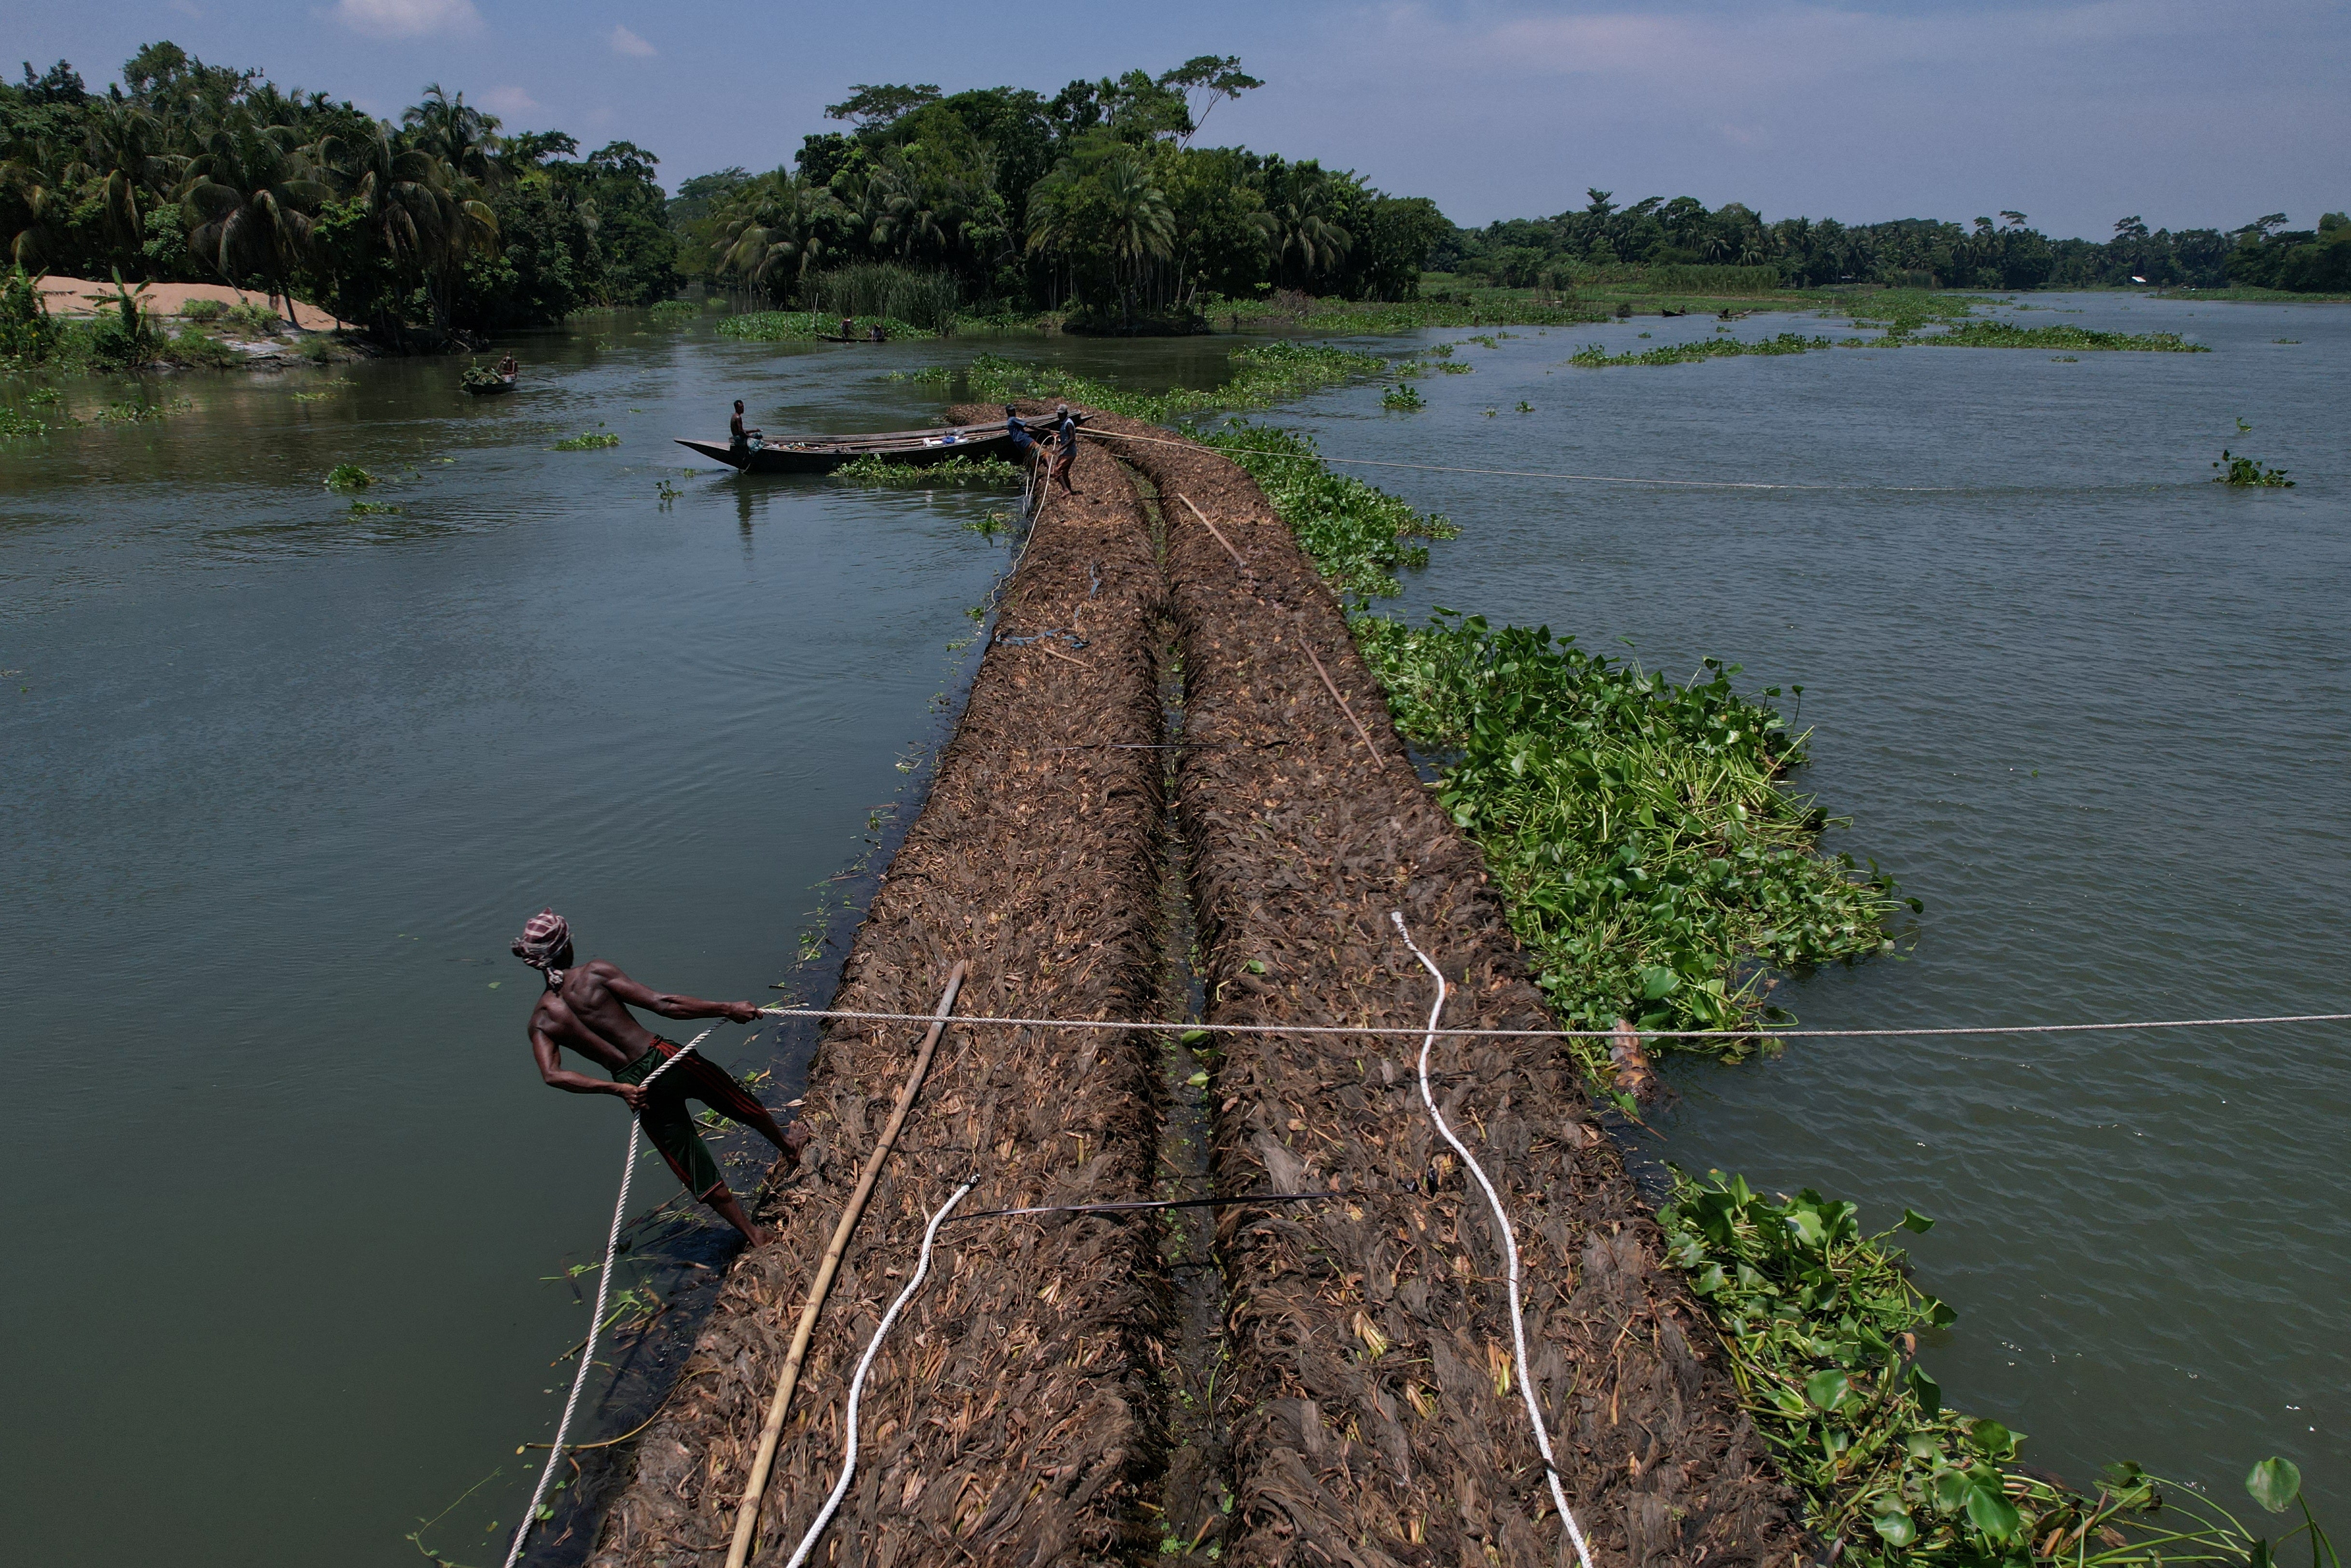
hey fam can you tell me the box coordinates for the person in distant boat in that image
[1047,402,1080,495]
[512,909,805,1248]
[729,399,760,457]
[867,321,886,343]
[839,316,856,340]
[496,353,518,380]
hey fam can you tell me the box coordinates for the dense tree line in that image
[677,59,1449,328]
[1439,190,2350,293]
[1,45,675,344]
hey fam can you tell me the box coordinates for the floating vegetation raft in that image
[324,462,373,490]
[553,430,622,450]
[828,452,1022,488]
[1088,411,1802,1568]
[943,341,1385,423]
[1356,612,1909,1050]
[592,405,1173,1567]
[1205,422,1456,599]
[1903,321,2206,352]
[1658,1171,2338,1568]
[1574,317,2204,368]
[1572,332,1834,367]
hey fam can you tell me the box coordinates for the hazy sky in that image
[15,1,2346,238]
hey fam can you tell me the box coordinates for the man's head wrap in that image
[512,908,571,970]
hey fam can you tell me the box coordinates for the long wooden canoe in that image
[675,419,1026,474]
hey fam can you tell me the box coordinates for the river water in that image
[2,294,2341,1562]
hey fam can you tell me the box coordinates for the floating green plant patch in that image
[1658,1169,2339,1568]
[1438,361,1475,374]
[1910,322,2206,352]
[831,454,1023,488]
[1572,333,1834,368]
[1355,610,1907,1047]
[325,462,374,490]
[553,431,621,450]
[2213,448,2293,486]
[1203,423,1455,599]
[1380,384,1424,410]
[348,500,402,515]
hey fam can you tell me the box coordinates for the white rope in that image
[1392,911,1594,1568]
[1083,424,1961,493]
[780,1179,976,1568]
[501,1025,720,1568]
[759,1003,2351,1042]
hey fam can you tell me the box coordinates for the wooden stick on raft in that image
[1176,492,1251,572]
[1302,639,1382,760]
[723,960,968,1568]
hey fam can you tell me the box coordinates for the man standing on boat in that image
[729,399,760,458]
[511,909,804,1247]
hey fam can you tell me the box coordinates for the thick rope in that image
[500,1025,719,1568]
[760,1004,2351,1042]
[1392,911,1595,1568]
[779,1179,976,1568]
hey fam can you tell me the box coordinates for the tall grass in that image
[1644,264,1785,295]
[810,264,962,333]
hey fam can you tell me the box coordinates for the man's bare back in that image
[511,909,803,1245]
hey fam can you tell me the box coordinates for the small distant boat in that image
[815,333,887,344]
[461,371,517,396]
[676,418,1044,474]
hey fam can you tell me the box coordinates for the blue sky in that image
[16,1,2347,238]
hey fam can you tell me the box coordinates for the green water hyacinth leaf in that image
[1901,1207,1936,1232]
[1970,1418,2018,1460]
[1871,1509,1918,1546]
[1640,966,1680,999]
[1180,1028,1209,1045]
[1804,1369,1850,1411]
[1783,1207,1828,1249]
[2249,1456,2303,1513]
[1692,1262,1725,1295]
[1909,1364,1943,1415]
[1965,1482,2023,1540]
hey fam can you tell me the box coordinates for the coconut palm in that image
[402,86,503,190]
[72,99,184,259]
[710,172,840,301]
[179,111,328,324]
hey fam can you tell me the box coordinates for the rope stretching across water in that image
[1393,911,1596,1568]
[1082,424,1963,493]
[501,1025,717,1568]
[759,1005,2351,1042]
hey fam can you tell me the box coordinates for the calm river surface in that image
[3,293,2342,1562]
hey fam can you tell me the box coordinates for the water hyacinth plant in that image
[552,431,621,450]
[1658,1170,2339,1568]
[2213,449,2294,486]
[830,453,1023,488]
[1355,611,1908,1051]
[1202,423,1457,598]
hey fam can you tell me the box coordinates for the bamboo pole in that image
[1175,492,1251,572]
[723,960,967,1568]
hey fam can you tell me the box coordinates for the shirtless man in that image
[512,909,804,1246]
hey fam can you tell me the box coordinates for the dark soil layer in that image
[587,410,1174,1567]
[1087,414,1806,1568]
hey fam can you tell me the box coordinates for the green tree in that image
[179,110,327,322]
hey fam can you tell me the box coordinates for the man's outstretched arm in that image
[532,1022,643,1106]
[597,963,762,1024]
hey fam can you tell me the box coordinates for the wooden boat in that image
[461,373,517,396]
[675,418,1032,474]
[815,333,887,344]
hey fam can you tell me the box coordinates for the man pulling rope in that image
[513,909,806,1247]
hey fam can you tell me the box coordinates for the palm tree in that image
[311,122,450,334]
[1266,167,1349,290]
[73,99,184,263]
[179,111,328,324]
[403,86,504,189]
[710,172,839,302]
[1,147,70,270]
[1096,150,1173,326]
